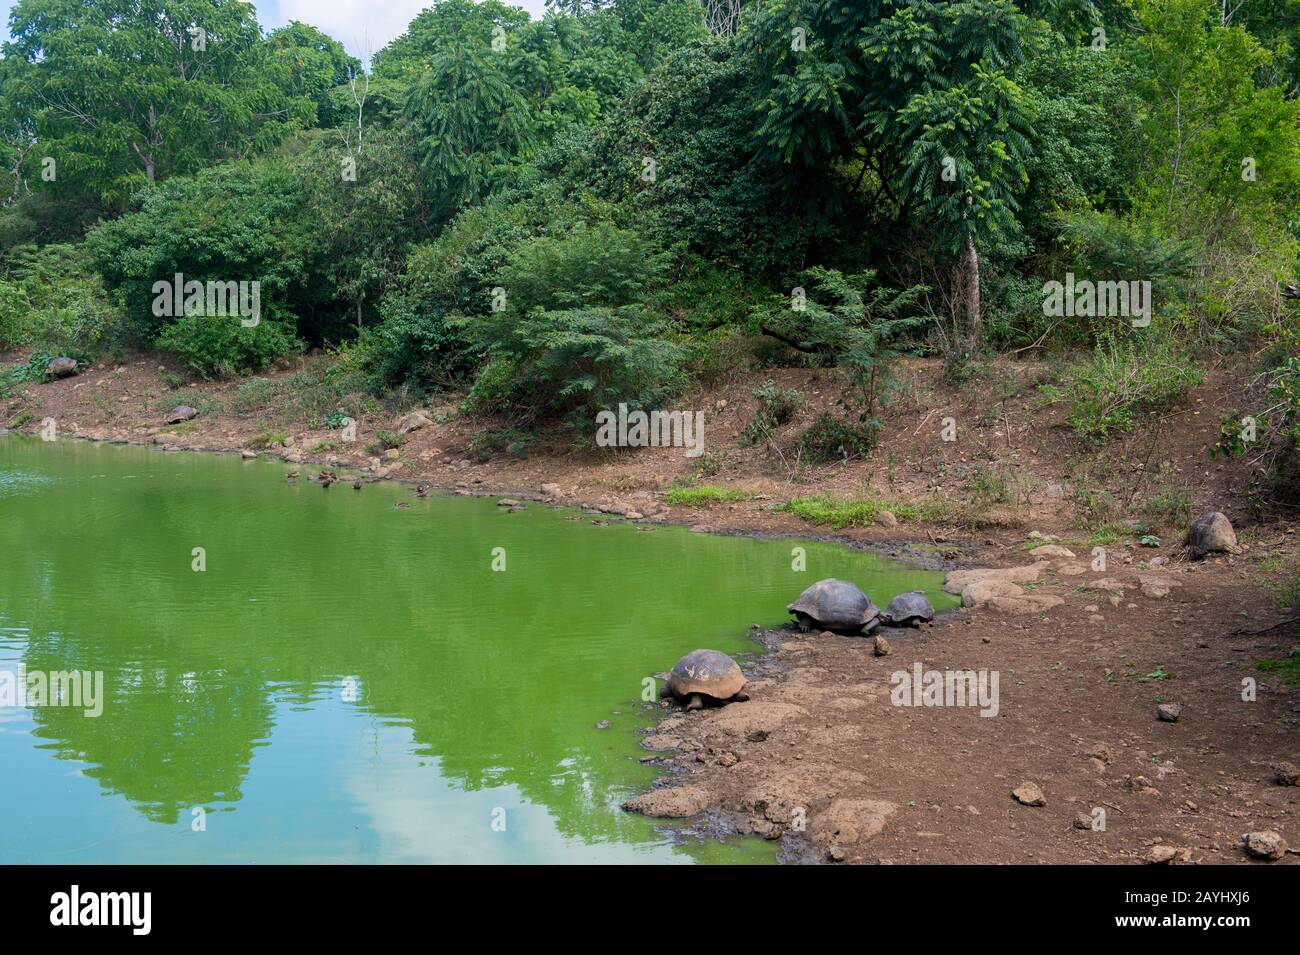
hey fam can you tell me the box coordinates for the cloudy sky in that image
[0,1,552,57]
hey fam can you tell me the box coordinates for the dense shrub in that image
[797,412,881,463]
[460,305,686,435]
[157,314,301,377]
[0,244,121,357]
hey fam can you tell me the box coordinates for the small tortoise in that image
[788,578,882,634]
[659,649,749,711]
[165,405,199,424]
[45,356,78,378]
[882,591,935,628]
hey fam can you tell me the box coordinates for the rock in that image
[1156,702,1182,722]
[595,719,611,730]
[1054,560,1089,576]
[396,411,433,435]
[958,577,1065,613]
[382,448,400,461]
[808,799,897,850]
[1187,511,1241,557]
[1029,544,1076,558]
[1086,742,1113,766]
[1242,831,1287,860]
[625,511,644,521]
[873,635,891,656]
[987,592,1065,615]
[706,700,807,738]
[623,785,712,818]
[1072,812,1093,830]
[1012,782,1046,807]
[742,765,867,830]
[960,578,1024,607]
[1140,575,1180,599]
[540,483,561,496]
[1088,614,1105,624]
[874,510,898,528]
[1126,774,1160,796]
[944,562,1049,595]
[240,450,256,459]
[1087,578,1127,592]
[1271,761,1299,786]
[1146,845,1192,864]
[164,405,198,424]
[46,356,78,378]
[498,498,520,507]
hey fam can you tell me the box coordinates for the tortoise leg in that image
[658,683,672,699]
[685,694,704,712]
[732,691,750,703]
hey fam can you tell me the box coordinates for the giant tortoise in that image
[787,578,882,634]
[881,591,935,628]
[659,649,749,711]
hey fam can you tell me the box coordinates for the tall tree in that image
[3,0,317,206]
[741,0,1041,353]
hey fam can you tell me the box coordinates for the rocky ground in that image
[3,349,1297,863]
[628,548,1298,864]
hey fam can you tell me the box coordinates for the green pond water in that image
[0,434,954,864]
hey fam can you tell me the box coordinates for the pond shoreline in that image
[5,359,1298,865]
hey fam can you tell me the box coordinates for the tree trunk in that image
[963,237,981,353]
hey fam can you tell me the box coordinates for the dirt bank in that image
[4,349,1297,863]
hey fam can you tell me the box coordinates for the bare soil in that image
[4,350,1297,863]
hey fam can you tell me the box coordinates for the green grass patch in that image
[1256,649,1300,687]
[779,495,953,529]
[663,486,753,506]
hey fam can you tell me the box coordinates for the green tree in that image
[741,0,1040,352]
[265,21,360,128]
[405,41,537,219]
[3,0,317,205]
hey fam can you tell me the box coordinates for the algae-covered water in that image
[0,434,954,863]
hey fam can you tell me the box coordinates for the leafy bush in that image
[0,244,122,357]
[461,305,686,435]
[157,315,301,377]
[740,381,804,446]
[496,220,669,311]
[1040,335,1204,442]
[362,294,472,396]
[796,412,881,463]
[750,268,930,415]
[85,159,319,345]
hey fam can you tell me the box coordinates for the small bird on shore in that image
[414,484,430,498]
[287,471,300,479]
[352,480,362,490]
